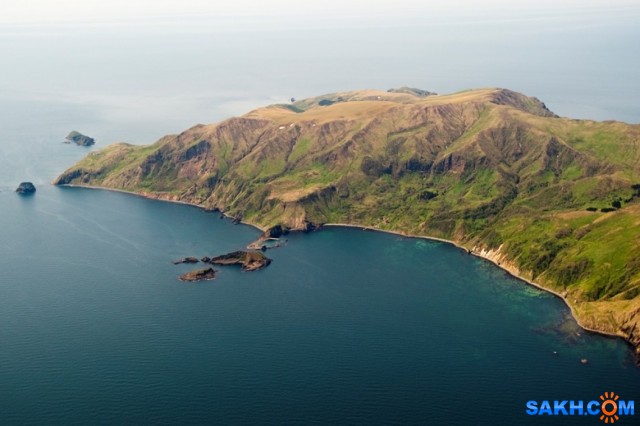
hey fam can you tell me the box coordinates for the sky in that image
[1,0,638,24]
[0,0,638,136]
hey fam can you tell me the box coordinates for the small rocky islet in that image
[209,250,271,272]
[172,257,199,265]
[65,131,95,146]
[175,250,271,281]
[15,182,36,194]
[179,267,217,282]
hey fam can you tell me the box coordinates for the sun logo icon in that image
[600,392,620,423]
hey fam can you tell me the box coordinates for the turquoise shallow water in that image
[1,185,639,425]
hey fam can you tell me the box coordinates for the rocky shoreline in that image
[55,184,640,358]
[247,224,290,250]
[323,223,639,359]
[55,184,267,231]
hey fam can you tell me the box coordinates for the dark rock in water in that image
[179,267,216,282]
[65,130,95,146]
[16,182,36,194]
[201,256,211,263]
[302,221,316,232]
[264,224,289,239]
[210,250,271,272]
[232,217,241,225]
[172,257,199,265]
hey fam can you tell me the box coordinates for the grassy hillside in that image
[54,88,640,353]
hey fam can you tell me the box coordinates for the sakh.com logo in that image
[526,392,635,423]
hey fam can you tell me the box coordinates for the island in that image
[15,182,36,194]
[54,87,640,355]
[179,268,217,282]
[65,131,95,146]
[208,251,271,272]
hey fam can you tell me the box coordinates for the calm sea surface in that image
[1,186,640,425]
[1,5,640,424]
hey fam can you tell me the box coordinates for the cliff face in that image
[54,87,640,352]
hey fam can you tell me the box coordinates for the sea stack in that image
[15,182,36,194]
[65,131,95,146]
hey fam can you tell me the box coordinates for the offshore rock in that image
[16,182,36,194]
[65,131,95,146]
[210,250,271,272]
[179,268,216,282]
[172,257,199,265]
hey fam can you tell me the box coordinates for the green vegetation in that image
[279,104,305,113]
[54,87,640,351]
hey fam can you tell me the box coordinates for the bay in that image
[1,4,640,424]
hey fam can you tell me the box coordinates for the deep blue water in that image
[2,5,640,424]
[1,184,640,424]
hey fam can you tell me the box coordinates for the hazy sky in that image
[1,0,638,133]
[1,0,637,24]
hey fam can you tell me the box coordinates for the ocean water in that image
[1,185,639,425]
[1,4,640,424]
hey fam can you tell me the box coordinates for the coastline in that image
[322,223,624,342]
[55,184,627,347]
[56,184,266,232]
